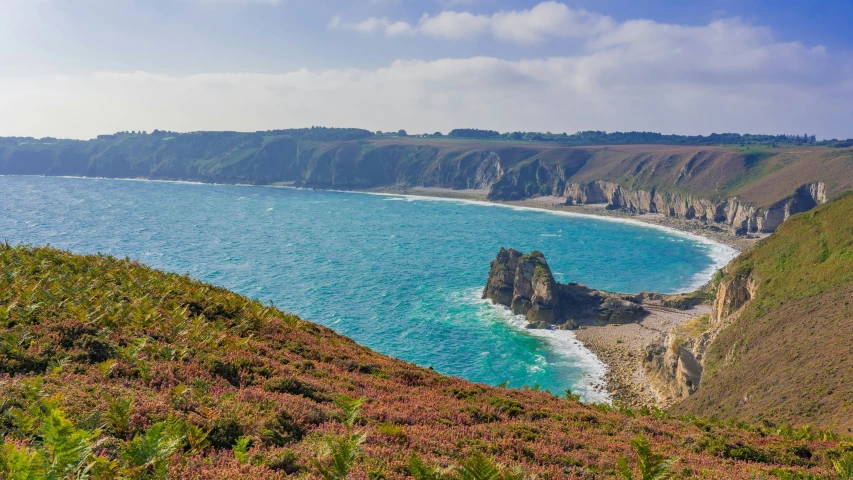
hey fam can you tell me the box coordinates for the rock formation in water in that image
[482,248,648,329]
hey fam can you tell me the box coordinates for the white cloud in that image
[329,16,415,36]
[330,1,614,43]
[2,16,850,140]
[416,11,490,39]
[2,5,850,139]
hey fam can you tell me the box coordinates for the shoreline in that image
[573,302,712,409]
[364,186,759,253]
[364,186,744,408]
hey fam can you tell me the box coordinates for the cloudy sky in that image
[1,0,852,139]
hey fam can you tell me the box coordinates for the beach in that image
[365,185,748,408]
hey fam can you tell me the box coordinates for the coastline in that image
[8,175,740,408]
[365,185,745,408]
[364,186,760,253]
[573,303,712,409]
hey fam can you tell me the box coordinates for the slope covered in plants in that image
[675,192,853,431]
[0,244,850,478]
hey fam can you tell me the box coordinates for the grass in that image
[675,192,853,431]
[0,243,847,478]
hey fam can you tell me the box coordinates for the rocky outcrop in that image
[711,271,759,325]
[482,248,648,329]
[644,335,703,402]
[642,266,759,403]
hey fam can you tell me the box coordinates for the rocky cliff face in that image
[644,334,704,403]
[482,248,647,329]
[559,180,827,235]
[642,267,759,404]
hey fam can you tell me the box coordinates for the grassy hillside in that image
[1,245,850,478]
[2,132,852,212]
[675,192,853,431]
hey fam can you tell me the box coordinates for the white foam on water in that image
[464,288,611,404]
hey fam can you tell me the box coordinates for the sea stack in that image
[483,248,648,329]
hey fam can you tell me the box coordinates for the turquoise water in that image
[0,176,736,401]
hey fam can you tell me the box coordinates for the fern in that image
[40,408,100,479]
[617,434,678,480]
[333,395,365,429]
[834,452,853,479]
[104,398,133,439]
[232,436,251,464]
[312,432,366,480]
[312,394,367,480]
[0,443,47,480]
[457,452,501,480]
[123,419,185,479]
[409,453,451,480]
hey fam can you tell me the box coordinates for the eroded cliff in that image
[642,267,759,405]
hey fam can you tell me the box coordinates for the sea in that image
[0,176,738,402]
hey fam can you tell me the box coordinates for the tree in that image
[397,129,408,137]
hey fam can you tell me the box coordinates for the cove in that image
[0,176,736,401]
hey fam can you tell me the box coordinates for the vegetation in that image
[676,192,853,431]
[446,129,846,147]
[617,435,678,480]
[0,243,847,477]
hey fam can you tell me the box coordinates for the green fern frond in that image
[333,395,365,430]
[409,453,452,480]
[312,432,366,480]
[232,436,251,464]
[0,442,48,480]
[456,452,501,480]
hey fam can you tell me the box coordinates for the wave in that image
[463,288,611,405]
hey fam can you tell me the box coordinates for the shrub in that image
[208,416,244,450]
[261,410,306,447]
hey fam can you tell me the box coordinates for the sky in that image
[1,0,852,139]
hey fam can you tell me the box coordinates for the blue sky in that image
[1,0,851,138]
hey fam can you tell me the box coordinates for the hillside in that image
[2,131,853,234]
[672,192,853,431]
[0,244,849,478]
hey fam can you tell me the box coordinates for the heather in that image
[0,244,848,478]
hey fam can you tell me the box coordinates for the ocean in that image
[0,176,737,402]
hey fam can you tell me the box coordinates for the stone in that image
[482,248,648,329]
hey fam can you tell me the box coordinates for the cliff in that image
[641,192,853,432]
[482,248,648,329]
[2,132,852,235]
[2,244,842,478]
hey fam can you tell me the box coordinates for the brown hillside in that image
[674,192,853,432]
[0,244,845,478]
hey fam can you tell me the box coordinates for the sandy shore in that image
[574,302,711,408]
[366,186,760,253]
